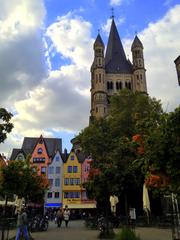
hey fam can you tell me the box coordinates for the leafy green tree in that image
[78,90,163,216]
[0,108,13,143]
[0,159,49,204]
[140,106,180,195]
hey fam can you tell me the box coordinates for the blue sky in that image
[0,0,180,156]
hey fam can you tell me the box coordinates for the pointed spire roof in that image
[105,19,132,74]
[131,35,143,50]
[94,33,104,48]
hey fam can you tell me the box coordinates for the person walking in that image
[15,207,29,240]
[57,208,63,227]
[63,205,70,227]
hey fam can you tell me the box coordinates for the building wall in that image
[45,151,63,208]
[30,139,50,177]
[62,151,82,207]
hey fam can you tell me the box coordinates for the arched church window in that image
[116,82,119,90]
[99,73,101,82]
[96,74,98,83]
[96,107,98,113]
[128,82,131,90]
[119,82,122,89]
[110,81,113,89]
[107,82,110,89]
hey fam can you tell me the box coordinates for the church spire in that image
[105,18,132,74]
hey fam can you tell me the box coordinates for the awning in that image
[62,203,96,209]
[45,203,62,208]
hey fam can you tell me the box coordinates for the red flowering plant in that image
[132,134,144,155]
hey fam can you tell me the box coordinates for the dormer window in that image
[37,148,43,154]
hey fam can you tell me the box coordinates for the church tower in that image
[90,18,147,121]
[131,36,147,92]
[90,33,107,121]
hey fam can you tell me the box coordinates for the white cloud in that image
[124,4,180,111]
[46,12,94,69]
[0,0,47,107]
[110,0,123,6]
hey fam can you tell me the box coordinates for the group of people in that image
[56,205,71,228]
[15,205,71,240]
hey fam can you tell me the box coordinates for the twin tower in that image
[90,18,147,121]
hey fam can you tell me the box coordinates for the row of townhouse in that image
[10,135,96,210]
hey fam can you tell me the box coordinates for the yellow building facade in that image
[62,150,82,209]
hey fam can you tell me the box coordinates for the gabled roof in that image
[131,35,143,50]
[174,55,180,64]
[105,19,133,74]
[76,151,85,164]
[51,149,69,163]
[9,148,26,160]
[22,137,62,157]
[94,33,104,48]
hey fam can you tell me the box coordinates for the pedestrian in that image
[15,207,29,240]
[57,208,63,227]
[63,205,70,227]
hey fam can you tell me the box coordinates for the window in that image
[32,167,36,172]
[70,155,74,160]
[37,148,43,154]
[74,192,80,198]
[70,178,74,185]
[128,82,131,90]
[75,178,80,185]
[56,167,60,174]
[55,178,60,187]
[48,178,53,187]
[47,192,52,198]
[64,178,69,185]
[55,156,60,161]
[41,167,46,174]
[33,157,45,163]
[68,166,72,173]
[96,107,98,113]
[99,73,101,82]
[85,166,89,172]
[64,192,68,198]
[17,155,23,160]
[73,166,78,173]
[116,82,122,90]
[48,166,54,174]
[54,192,59,198]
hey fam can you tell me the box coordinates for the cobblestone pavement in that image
[7,220,172,240]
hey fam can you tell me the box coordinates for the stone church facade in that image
[90,18,147,121]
